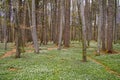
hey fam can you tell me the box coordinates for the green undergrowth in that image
[87,41,120,76]
[93,54,120,73]
[0,43,14,57]
[0,41,120,80]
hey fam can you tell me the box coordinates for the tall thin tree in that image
[31,0,39,53]
[106,0,115,53]
[97,0,103,55]
[80,0,87,62]
[58,0,64,50]
[64,0,70,47]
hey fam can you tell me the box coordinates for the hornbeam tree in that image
[58,0,63,50]
[80,0,87,62]
[97,0,103,55]
[31,0,39,53]
[101,0,107,51]
[64,0,70,47]
[106,0,115,53]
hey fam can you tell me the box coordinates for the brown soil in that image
[47,47,57,50]
[93,50,119,56]
[106,50,118,54]
[8,66,20,71]
[1,49,16,59]
[0,44,34,59]
[47,47,68,51]
[8,67,18,71]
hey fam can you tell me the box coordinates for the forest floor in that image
[0,49,16,59]
[0,41,120,80]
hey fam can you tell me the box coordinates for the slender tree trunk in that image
[3,12,7,50]
[58,0,64,50]
[64,0,70,47]
[106,0,115,53]
[14,8,21,58]
[85,0,91,46]
[1,0,8,50]
[1,15,7,50]
[55,0,60,45]
[19,0,25,53]
[26,0,33,42]
[97,0,103,55]
[77,0,82,41]
[31,0,39,53]
[43,0,48,45]
[52,0,57,44]
[101,0,107,51]
[113,0,117,43]
[22,1,27,47]
[80,0,87,62]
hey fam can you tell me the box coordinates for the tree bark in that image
[58,0,64,50]
[14,8,21,58]
[97,0,103,55]
[80,0,87,62]
[101,0,107,51]
[64,0,70,47]
[31,0,39,53]
[85,0,92,46]
[106,0,115,53]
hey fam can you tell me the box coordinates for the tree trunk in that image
[113,0,117,43]
[64,0,70,47]
[80,0,87,62]
[1,0,8,50]
[101,0,107,51]
[58,0,64,50]
[106,0,115,53]
[85,0,92,46]
[77,0,82,41]
[31,0,39,53]
[97,0,103,55]
[3,12,8,50]
[14,8,21,58]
